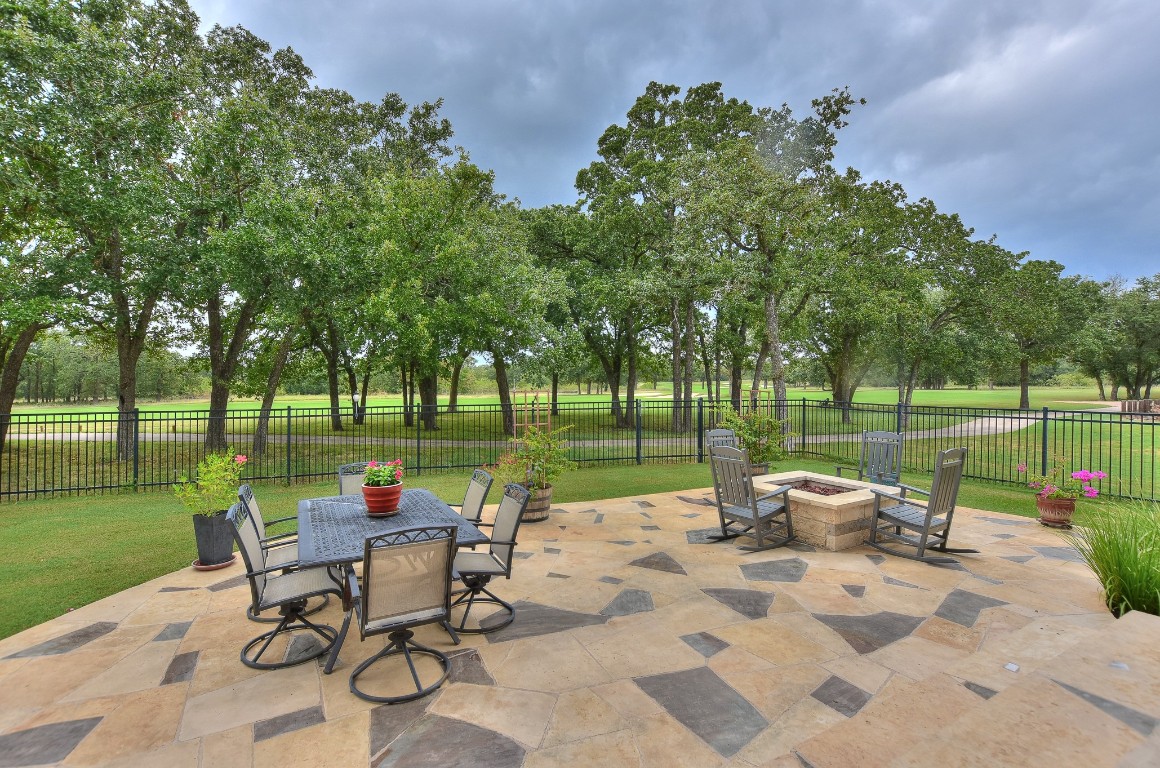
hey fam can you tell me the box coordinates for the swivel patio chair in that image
[836,430,904,486]
[706,428,739,450]
[867,446,978,564]
[708,445,795,551]
[449,483,530,633]
[337,462,370,495]
[339,525,460,703]
[228,503,344,669]
[237,484,330,623]
[448,468,494,527]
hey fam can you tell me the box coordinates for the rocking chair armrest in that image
[869,489,925,506]
[834,466,854,478]
[895,483,928,497]
[757,485,794,501]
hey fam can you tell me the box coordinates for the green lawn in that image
[0,458,1071,641]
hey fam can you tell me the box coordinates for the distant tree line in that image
[2,1,1156,457]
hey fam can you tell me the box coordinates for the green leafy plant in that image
[716,406,792,466]
[362,459,404,487]
[1063,501,1160,618]
[173,452,248,516]
[490,425,576,491]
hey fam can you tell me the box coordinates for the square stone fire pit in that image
[752,471,901,551]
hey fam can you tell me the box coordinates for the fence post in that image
[285,406,292,485]
[635,401,643,465]
[415,406,422,476]
[1041,406,1050,476]
[696,397,704,463]
[800,398,808,454]
[132,408,140,489]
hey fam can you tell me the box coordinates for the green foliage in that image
[363,459,404,487]
[716,406,792,466]
[172,451,248,516]
[1064,501,1160,618]
[491,425,577,490]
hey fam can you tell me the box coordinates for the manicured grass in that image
[0,458,1067,640]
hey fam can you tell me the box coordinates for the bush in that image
[716,406,793,467]
[1064,501,1160,618]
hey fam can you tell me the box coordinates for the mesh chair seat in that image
[453,551,507,577]
[258,565,341,611]
[265,544,298,569]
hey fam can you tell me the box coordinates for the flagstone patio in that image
[1,489,1157,767]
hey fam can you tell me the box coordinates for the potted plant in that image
[1017,459,1104,528]
[173,451,248,570]
[362,459,404,516]
[491,425,576,522]
[716,406,791,474]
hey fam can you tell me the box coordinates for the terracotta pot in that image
[363,483,403,515]
[1037,497,1076,528]
[523,485,553,523]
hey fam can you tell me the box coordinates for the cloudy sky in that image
[191,0,1158,280]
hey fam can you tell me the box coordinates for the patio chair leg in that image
[349,630,451,704]
[323,608,354,675]
[450,577,515,634]
[241,601,337,670]
[248,594,329,624]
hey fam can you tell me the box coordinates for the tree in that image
[987,260,1097,409]
[3,0,202,458]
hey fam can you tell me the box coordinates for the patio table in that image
[296,488,489,568]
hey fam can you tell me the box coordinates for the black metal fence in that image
[1,399,1156,501]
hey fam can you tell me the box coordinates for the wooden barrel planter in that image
[523,486,553,523]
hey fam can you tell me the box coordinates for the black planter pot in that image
[193,513,235,566]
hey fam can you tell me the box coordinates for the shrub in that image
[1063,501,1160,618]
[716,406,792,467]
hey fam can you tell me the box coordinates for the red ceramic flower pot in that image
[363,483,402,515]
[1036,497,1076,528]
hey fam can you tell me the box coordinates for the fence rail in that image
[1,399,1156,501]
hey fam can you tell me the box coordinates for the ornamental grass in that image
[1064,501,1160,618]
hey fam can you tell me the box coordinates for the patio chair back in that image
[360,526,457,634]
[928,447,966,519]
[237,484,266,539]
[490,484,531,571]
[228,502,267,604]
[459,469,494,524]
[710,445,757,510]
[706,428,739,450]
[860,431,904,483]
[338,463,370,495]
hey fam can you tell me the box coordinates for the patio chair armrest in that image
[895,483,928,497]
[261,537,297,553]
[869,490,912,505]
[474,521,495,529]
[757,485,794,500]
[265,514,296,527]
[834,466,853,478]
[261,531,297,546]
[344,565,361,600]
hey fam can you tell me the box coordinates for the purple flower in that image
[1071,470,1093,482]
[1083,486,1099,498]
[1095,471,1107,480]
[1016,463,1027,473]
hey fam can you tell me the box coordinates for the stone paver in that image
[0,489,1155,766]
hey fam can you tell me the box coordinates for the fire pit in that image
[752,471,901,551]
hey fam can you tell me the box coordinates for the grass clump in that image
[1064,501,1160,618]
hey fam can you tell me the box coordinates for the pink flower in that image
[1071,470,1093,482]
[367,460,379,468]
[1095,471,1107,480]
[394,469,403,480]
[1016,463,1027,473]
[1083,486,1099,498]
[235,455,247,465]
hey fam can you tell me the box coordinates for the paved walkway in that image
[0,491,1157,767]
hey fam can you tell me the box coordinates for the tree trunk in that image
[203,294,262,454]
[670,299,684,431]
[1019,357,1031,410]
[763,292,789,422]
[683,299,695,433]
[0,324,45,451]
[251,326,296,459]
[1094,373,1106,401]
[312,320,344,431]
[418,373,439,431]
[624,316,637,429]
[343,362,363,426]
[448,355,464,413]
[491,348,515,436]
[115,325,149,461]
[400,362,414,427]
